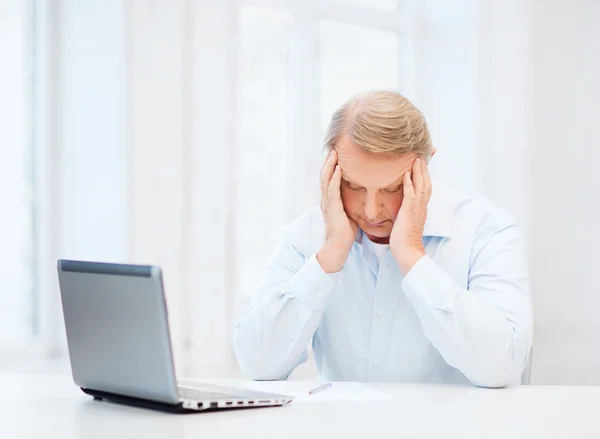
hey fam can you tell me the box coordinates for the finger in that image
[421,157,432,202]
[412,158,424,196]
[320,150,333,189]
[320,150,337,199]
[328,165,343,204]
[320,149,332,180]
[320,151,332,212]
[403,169,414,200]
[328,166,348,219]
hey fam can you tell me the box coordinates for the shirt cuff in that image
[401,255,459,311]
[288,254,340,311]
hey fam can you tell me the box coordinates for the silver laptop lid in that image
[57,260,179,404]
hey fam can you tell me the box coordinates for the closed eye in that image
[344,180,365,191]
[383,186,402,193]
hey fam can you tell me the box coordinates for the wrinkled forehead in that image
[336,143,416,189]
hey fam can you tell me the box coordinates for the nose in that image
[363,192,380,222]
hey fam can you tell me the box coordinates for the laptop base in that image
[81,388,284,414]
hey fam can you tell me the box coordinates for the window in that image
[236,6,293,311]
[0,0,36,343]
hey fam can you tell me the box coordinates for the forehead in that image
[336,136,416,187]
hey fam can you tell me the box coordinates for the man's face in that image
[336,135,417,244]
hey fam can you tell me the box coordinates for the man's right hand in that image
[317,150,359,274]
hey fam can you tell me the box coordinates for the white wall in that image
[529,0,600,385]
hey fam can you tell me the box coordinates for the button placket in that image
[368,263,389,379]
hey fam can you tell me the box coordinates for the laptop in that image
[57,259,294,413]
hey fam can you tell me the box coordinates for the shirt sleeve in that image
[401,213,533,388]
[233,228,341,380]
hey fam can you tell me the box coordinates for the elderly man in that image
[233,91,533,388]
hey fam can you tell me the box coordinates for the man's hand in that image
[317,150,359,274]
[390,157,432,274]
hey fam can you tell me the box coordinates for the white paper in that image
[244,381,393,403]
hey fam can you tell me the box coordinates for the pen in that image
[308,382,332,395]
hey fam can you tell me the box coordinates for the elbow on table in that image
[235,353,290,381]
[239,364,289,381]
[472,375,513,389]
[468,360,525,389]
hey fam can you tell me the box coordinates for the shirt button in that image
[377,309,384,317]
[373,360,381,367]
[316,290,323,297]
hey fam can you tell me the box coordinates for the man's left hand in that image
[390,157,432,274]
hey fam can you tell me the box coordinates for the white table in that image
[1,374,599,439]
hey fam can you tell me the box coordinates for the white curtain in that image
[125,0,415,375]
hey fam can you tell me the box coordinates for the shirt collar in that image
[422,185,453,238]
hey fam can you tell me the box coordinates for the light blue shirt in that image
[234,185,533,388]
